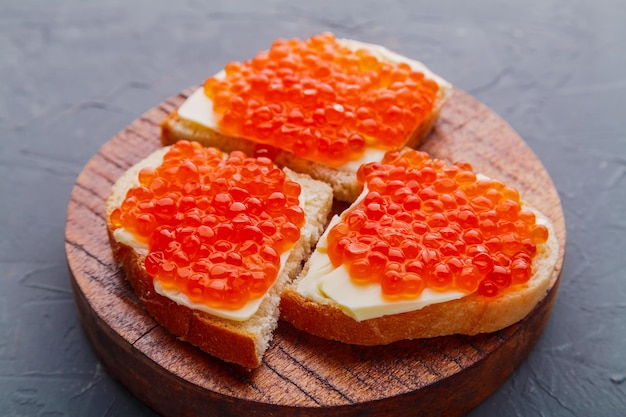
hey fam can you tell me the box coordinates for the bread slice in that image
[279,158,560,345]
[106,145,333,368]
[161,35,453,202]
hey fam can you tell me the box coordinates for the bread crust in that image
[106,147,334,368]
[279,208,559,345]
[160,39,453,203]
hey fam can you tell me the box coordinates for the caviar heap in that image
[326,150,549,299]
[110,141,305,309]
[204,32,439,166]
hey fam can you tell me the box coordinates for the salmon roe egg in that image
[110,141,305,310]
[326,149,549,299]
[203,32,439,167]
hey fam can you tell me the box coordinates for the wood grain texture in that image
[65,88,566,417]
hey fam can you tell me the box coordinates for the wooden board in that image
[65,88,566,417]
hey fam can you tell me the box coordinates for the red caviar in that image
[110,141,305,310]
[327,150,549,299]
[204,32,439,166]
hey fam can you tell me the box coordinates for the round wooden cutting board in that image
[65,88,565,417]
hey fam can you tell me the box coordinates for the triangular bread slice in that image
[280,151,560,345]
[106,144,333,368]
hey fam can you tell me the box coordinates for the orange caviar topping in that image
[110,141,305,310]
[327,150,549,299]
[204,32,439,166]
